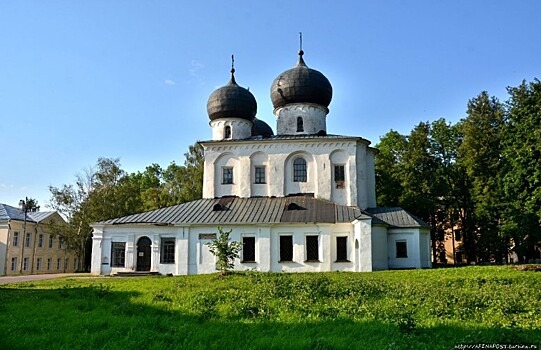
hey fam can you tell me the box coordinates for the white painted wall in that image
[92,222,361,275]
[210,118,253,141]
[419,229,431,268]
[201,137,375,206]
[387,229,421,269]
[371,225,389,270]
[274,103,328,135]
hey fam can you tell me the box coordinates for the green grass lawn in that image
[1,266,540,350]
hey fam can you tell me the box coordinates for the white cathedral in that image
[91,50,431,275]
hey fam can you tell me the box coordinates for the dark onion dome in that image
[270,50,332,110]
[207,69,257,121]
[251,118,274,137]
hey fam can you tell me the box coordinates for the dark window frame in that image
[242,236,256,263]
[48,235,54,248]
[13,231,19,247]
[224,125,232,139]
[334,164,345,188]
[305,235,320,262]
[11,257,17,271]
[111,242,126,267]
[254,166,266,184]
[222,167,233,184]
[293,158,307,182]
[335,236,349,262]
[279,235,294,262]
[396,240,408,258]
[296,117,304,132]
[38,234,43,248]
[160,238,176,264]
[25,232,31,247]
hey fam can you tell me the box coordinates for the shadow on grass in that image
[0,283,539,350]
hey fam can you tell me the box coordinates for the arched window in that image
[224,125,231,139]
[293,158,307,182]
[296,117,304,132]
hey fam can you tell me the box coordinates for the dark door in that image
[136,237,152,271]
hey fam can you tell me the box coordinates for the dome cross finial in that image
[299,32,304,57]
[229,54,237,84]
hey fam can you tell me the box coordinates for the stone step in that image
[113,271,161,277]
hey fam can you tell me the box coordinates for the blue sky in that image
[1,0,539,209]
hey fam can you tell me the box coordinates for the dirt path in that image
[0,273,91,285]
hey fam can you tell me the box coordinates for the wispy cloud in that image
[0,183,14,189]
[188,60,205,86]
[164,79,176,86]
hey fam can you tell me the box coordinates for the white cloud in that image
[188,60,205,86]
[164,79,176,85]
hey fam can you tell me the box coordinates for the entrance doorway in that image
[136,237,152,271]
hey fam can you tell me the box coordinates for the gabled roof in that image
[365,207,429,228]
[96,196,367,226]
[0,203,57,223]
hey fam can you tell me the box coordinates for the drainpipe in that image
[30,224,38,274]
[4,223,12,275]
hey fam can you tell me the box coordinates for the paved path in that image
[0,273,91,285]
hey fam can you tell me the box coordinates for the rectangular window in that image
[222,167,233,184]
[25,232,31,247]
[334,165,345,188]
[242,237,256,262]
[305,235,319,262]
[13,232,19,246]
[49,235,54,248]
[454,229,462,241]
[160,238,175,264]
[11,257,17,271]
[254,166,266,184]
[65,258,69,270]
[293,158,307,182]
[58,237,63,249]
[57,258,62,270]
[111,242,126,267]
[23,257,29,271]
[336,236,349,262]
[74,258,78,271]
[36,258,42,271]
[47,258,51,270]
[396,241,408,258]
[279,235,293,262]
[38,234,44,248]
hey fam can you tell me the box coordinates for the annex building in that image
[91,50,431,275]
[0,204,77,275]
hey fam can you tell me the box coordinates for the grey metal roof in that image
[365,207,429,228]
[97,196,366,225]
[200,133,371,144]
[0,203,56,223]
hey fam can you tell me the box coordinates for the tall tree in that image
[375,130,408,207]
[501,79,541,261]
[458,91,507,263]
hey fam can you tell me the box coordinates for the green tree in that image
[501,79,541,262]
[207,227,242,275]
[458,91,507,263]
[375,130,407,207]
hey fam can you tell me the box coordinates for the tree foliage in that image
[376,80,541,265]
[48,142,204,271]
[206,227,242,275]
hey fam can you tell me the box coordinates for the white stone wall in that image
[274,103,328,135]
[370,225,389,270]
[210,118,253,141]
[201,138,374,207]
[92,222,359,275]
[387,228,422,269]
